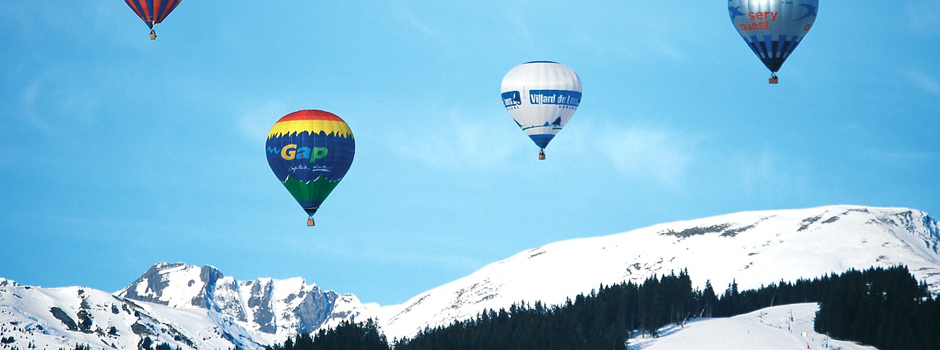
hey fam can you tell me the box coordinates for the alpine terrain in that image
[1,205,937,349]
[376,205,940,339]
[0,263,376,350]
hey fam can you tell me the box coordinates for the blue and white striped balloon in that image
[729,0,819,81]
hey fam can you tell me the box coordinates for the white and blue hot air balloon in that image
[501,61,582,160]
[728,0,819,83]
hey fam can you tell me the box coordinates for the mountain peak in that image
[114,261,374,340]
[116,262,224,309]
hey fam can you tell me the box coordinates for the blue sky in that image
[1,1,938,306]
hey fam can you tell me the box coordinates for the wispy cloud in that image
[592,123,697,188]
[504,11,534,45]
[557,18,690,63]
[575,32,636,61]
[236,101,289,145]
[905,0,940,34]
[648,39,688,62]
[391,0,447,43]
[275,231,487,275]
[403,14,441,41]
[729,150,812,200]
[738,151,782,193]
[866,147,939,167]
[12,67,102,136]
[902,69,940,97]
[387,110,523,170]
[18,78,54,134]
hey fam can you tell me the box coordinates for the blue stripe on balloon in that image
[297,200,324,211]
[265,132,355,183]
[528,134,555,149]
[762,35,773,57]
[742,36,807,72]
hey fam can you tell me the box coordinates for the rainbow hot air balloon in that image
[728,0,819,83]
[266,110,355,226]
[124,0,183,40]
[501,61,582,160]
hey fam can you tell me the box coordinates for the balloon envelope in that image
[500,61,582,154]
[124,0,181,29]
[728,0,819,73]
[265,110,355,221]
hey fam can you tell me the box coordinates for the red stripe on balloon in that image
[277,110,346,123]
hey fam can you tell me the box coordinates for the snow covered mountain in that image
[375,205,940,339]
[1,205,938,348]
[0,282,259,350]
[0,263,375,350]
[115,263,368,338]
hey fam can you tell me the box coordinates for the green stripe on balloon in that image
[282,175,342,204]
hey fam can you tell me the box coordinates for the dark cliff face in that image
[293,286,338,334]
[246,280,277,333]
[930,216,940,253]
[191,265,225,309]
[918,213,940,255]
[241,279,342,335]
[0,279,17,287]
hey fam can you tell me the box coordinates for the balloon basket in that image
[769,75,778,84]
[150,30,156,40]
[538,151,546,160]
[306,218,315,226]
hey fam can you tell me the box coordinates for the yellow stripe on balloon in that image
[267,120,354,139]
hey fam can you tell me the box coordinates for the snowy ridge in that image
[0,284,260,350]
[0,264,376,350]
[375,205,940,339]
[119,262,207,309]
[114,262,377,342]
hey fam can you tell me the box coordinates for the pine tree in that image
[700,280,718,318]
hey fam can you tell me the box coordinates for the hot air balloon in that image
[501,61,582,160]
[124,0,182,40]
[266,110,355,226]
[728,0,819,83]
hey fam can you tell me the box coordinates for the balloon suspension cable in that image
[538,149,546,160]
[306,218,315,227]
[769,72,778,84]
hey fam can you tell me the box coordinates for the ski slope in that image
[630,303,876,350]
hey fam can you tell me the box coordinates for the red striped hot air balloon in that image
[124,0,182,40]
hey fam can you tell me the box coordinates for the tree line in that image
[263,265,937,350]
